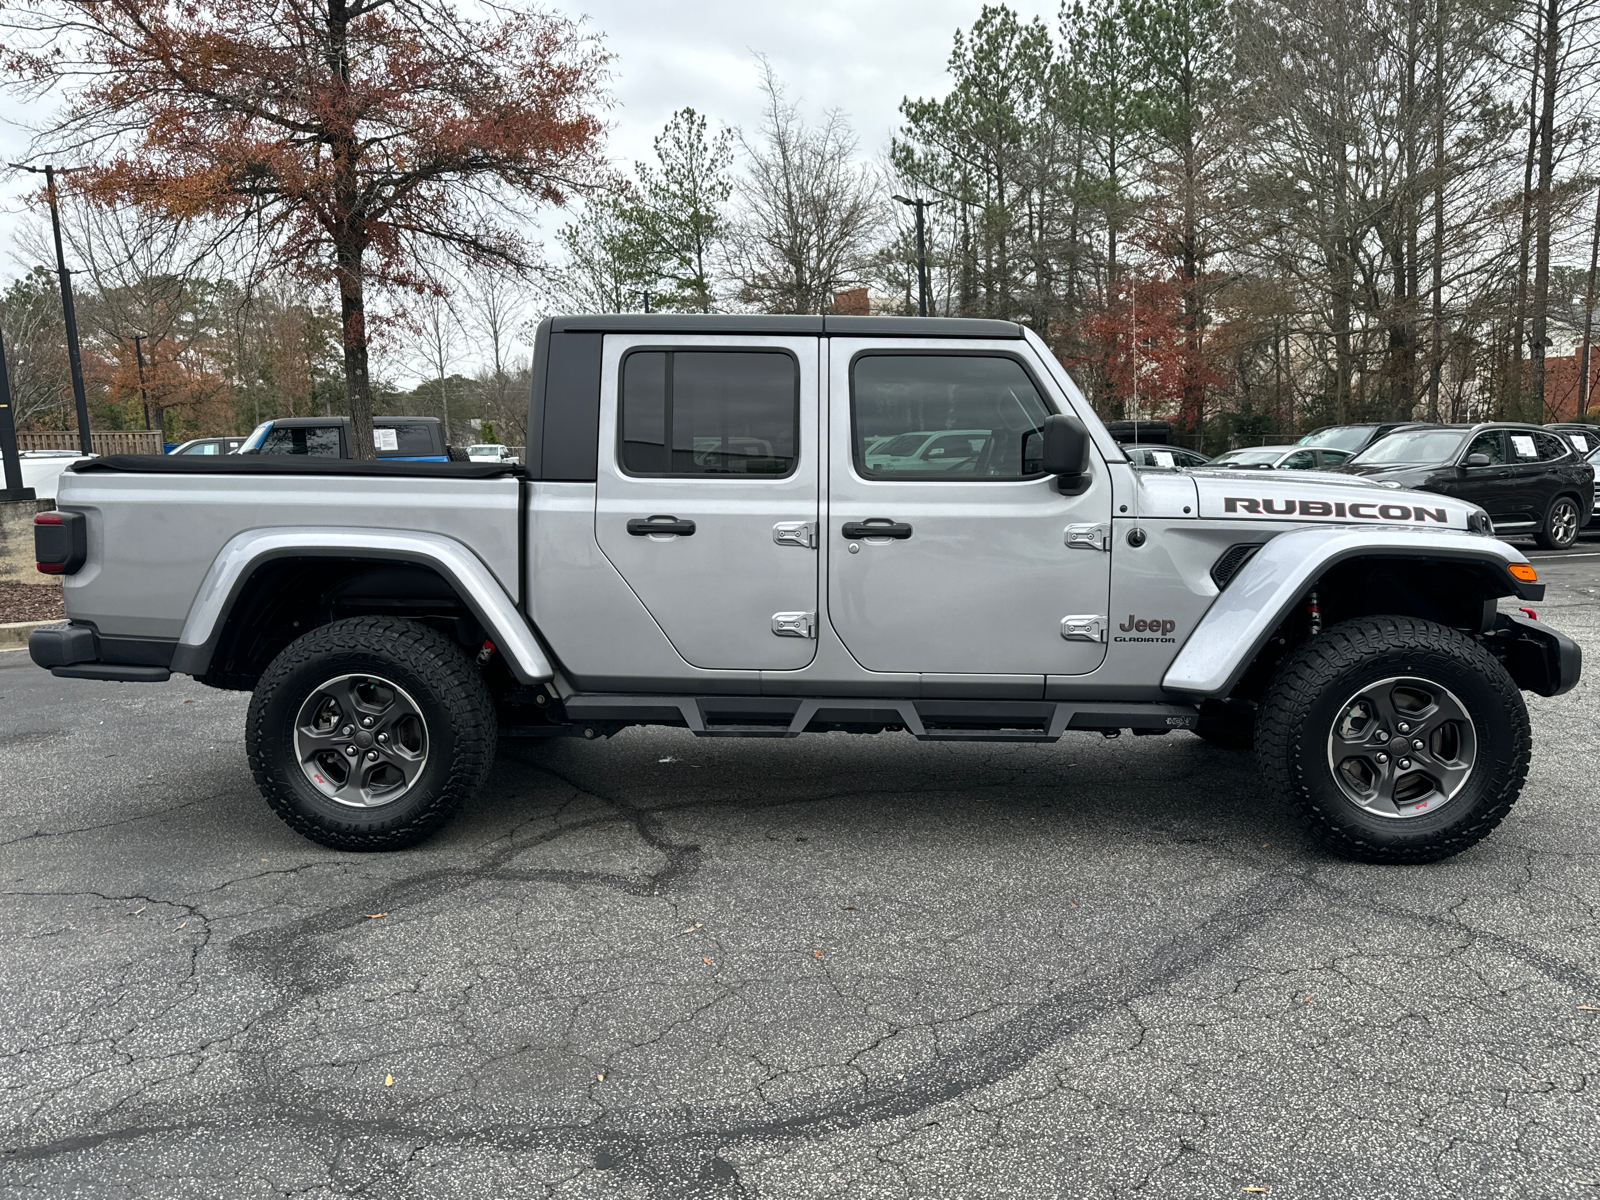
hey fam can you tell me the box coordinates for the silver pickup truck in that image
[28,315,1580,863]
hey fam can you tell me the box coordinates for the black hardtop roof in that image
[544,314,1025,339]
[264,415,440,428]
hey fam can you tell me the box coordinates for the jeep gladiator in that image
[29,315,1581,863]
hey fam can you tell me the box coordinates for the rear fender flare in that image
[171,527,553,684]
[1162,526,1539,699]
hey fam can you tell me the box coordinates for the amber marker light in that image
[1509,563,1538,582]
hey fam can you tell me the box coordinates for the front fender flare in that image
[169,527,553,684]
[1162,526,1539,699]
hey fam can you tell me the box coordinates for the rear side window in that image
[260,426,342,457]
[851,355,1052,480]
[379,422,439,457]
[1508,431,1541,460]
[1532,431,1569,461]
[619,350,798,476]
[1281,450,1318,469]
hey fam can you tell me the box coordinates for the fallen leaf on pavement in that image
[384,1075,393,1087]
[367,913,387,919]
[703,956,712,965]
[1243,1189,1269,1194]
[813,949,822,958]
[1579,1005,1598,1011]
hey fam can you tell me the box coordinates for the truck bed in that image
[58,456,525,643]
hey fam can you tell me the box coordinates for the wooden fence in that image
[17,430,165,456]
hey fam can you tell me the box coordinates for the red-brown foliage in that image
[3,0,610,453]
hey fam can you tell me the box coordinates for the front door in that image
[595,335,820,671]
[826,341,1114,677]
[1454,430,1514,523]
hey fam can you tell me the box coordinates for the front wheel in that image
[1256,616,1530,864]
[246,616,496,850]
[1535,494,1581,551]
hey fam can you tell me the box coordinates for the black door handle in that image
[842,520,913,540]
[627,515,696,536]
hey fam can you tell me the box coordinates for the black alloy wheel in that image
[247,616,496,850]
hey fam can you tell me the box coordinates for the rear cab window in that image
[850,354,1053,480]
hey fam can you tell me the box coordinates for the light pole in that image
[892,194,933,317]
[11,164,92,455]
[1,323,35,501]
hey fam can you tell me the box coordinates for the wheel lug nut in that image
[1398,722,1411,733]
[345,746,358,756]
[1399,758,1412,770]
[1376,752,1389,764]
[361,717,374,728]
[1412,739,1424,751]
[341,725,353,736]
[377,733,388,743]
[366,750,379,761]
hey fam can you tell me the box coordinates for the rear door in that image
[594,335,820,670]
[826,340,1113,676]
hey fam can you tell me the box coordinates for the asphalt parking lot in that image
[1,547,1597,1199]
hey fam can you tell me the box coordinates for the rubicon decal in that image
[1223,497,1449,522]
[1115,615,1177,644]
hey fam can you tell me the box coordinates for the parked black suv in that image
[1339,422,1596,549]
[1545,423,1600,456]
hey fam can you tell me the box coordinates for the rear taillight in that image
[34,510,86,575]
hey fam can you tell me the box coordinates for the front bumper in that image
[1483,612,1581,697]
[29,623,172,682]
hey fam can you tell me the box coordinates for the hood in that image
[1189,467,1479,532]
[1337,462,1444,484]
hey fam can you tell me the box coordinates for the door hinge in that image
[771,611,817,639]
[1060,614,1108,643]
[1064,523,1110,551]
[772,521,818,549]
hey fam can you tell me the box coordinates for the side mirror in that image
[1464,453,1491,467]
[1040,413,1091,491]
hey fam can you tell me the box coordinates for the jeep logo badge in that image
[1115,615,1177,643]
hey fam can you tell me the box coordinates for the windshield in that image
[1350,429,1466,464]
[872,433,931,458]
[1297,426,1373,451]
[1213,448,1284,465]
[241,421,272,452]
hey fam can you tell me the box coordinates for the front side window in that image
[260,426,342,457]
[1464,431,1505,465]
[852,354,1052,480]
[620,350,798,476]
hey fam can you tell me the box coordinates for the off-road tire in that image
[1256,615,1530,864]
[247,616,496,851]
[1534,494,1581,551]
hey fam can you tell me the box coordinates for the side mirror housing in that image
[1041,413,1091,492]
[1464,453,1492,467]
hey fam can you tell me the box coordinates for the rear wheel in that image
[1535,494,1581,550]
[1256,616,1529,863]
[246,616,495,850]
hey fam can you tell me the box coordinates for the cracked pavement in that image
[2,550,1598,1198]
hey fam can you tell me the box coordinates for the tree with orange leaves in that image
[2,0,609,457]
